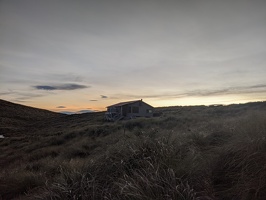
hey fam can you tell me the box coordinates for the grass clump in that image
[37,136,212,199]
[212,114,266,199]
[0,172,45,199]
[118,168,197,200]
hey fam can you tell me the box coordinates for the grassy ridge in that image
[1,100,266,199]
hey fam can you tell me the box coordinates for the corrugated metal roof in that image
[107,100,140,108]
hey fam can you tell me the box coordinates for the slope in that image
[0,99,63,136]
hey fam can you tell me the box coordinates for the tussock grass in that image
[213,113,266,199]
[1,102,266,199]
[118,168,198,200]
[0,171,45,199]
[36,135,214,199]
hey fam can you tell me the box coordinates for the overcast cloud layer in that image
[0,0,265,111]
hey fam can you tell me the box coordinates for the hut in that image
[105,99,153,121]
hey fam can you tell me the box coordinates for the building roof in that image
[107,100,140,108]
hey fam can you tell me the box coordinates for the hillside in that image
[0,99,62,119]
[0,99,63,137]
[2,99,266,137]
[0,99,106,137]
[0,100,266,199]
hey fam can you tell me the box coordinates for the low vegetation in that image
[1,100,266,199]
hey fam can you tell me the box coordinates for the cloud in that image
[0,92,12,95]
[112,83,266,100]
[59,109,95,115]
[90,100,98,101]
[34,84,89,91]
[35,86,56,90]
[101,95,108,98]
[56,106,66,108]
[14,94,44,100]
[46,73,85,82]
[1,0,265,108]
[12,99,32,103]
[60,111,75,115]
[0,90,45,102]
[248,84,266,89]
[77,109,95,114]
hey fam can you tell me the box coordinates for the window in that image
[128,106,131,113]
[132,106,139,113]
[146,109,152,113]
[108,107,116,112]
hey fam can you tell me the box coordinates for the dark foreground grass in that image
[1,109,266,199]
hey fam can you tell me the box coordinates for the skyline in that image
[1,0,266,113]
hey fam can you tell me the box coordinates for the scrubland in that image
[1,100,266,199]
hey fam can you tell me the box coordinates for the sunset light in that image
[1,0,265,113]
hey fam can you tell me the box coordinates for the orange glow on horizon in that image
[20,93,266,113]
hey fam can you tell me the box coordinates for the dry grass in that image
[1,100,266,199]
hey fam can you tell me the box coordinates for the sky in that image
[0,0,266,113]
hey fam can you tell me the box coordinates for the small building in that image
[105,99,154,121]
